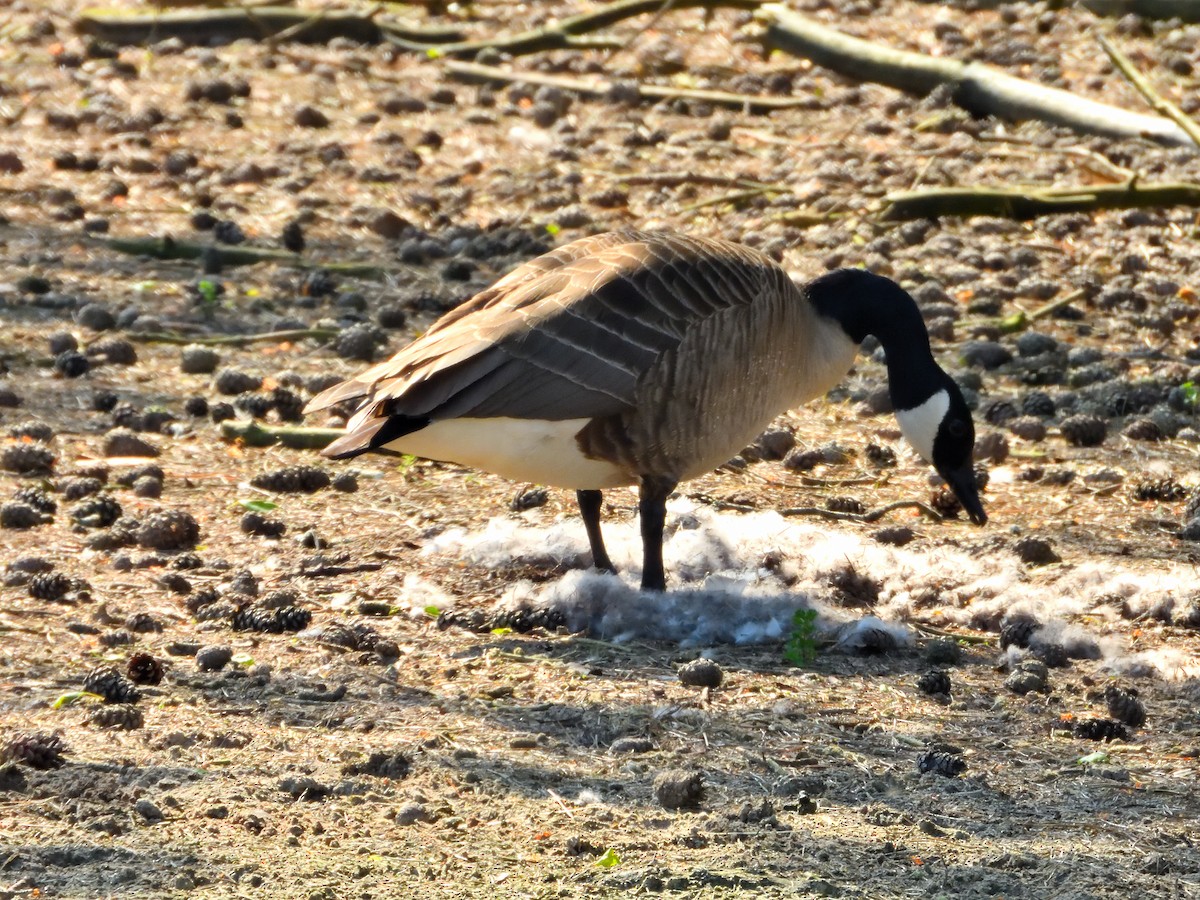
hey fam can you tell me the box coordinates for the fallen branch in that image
[881,180,1200,220]
[1099,34,1200,150]
[780,500,945,524]
[74,5,462,46]
[99,236,394,278]
[1082,0,1200,21]
[220,420,341,450]
[757,4,1197,149]
[128,328,338,347]
[443,60,814,113]
[394,0,763,58]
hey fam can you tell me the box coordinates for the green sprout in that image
[783,608,819,667]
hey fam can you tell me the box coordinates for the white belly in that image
[381,417,632,489]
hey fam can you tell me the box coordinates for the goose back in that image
[306,231,859,485]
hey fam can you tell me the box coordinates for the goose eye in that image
[946,419,968,439]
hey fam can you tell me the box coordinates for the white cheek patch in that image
[894,389,949,464]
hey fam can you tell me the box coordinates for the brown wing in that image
[305,231,783,451]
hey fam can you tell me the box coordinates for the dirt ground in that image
[2,0,1200,897]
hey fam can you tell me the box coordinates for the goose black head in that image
[894,378,987,526]
[806,268,988,526]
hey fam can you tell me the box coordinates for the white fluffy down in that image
[416,499,1198,675]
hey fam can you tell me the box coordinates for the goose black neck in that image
[806,268,945,410]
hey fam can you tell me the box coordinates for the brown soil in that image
[2,2,1199,898]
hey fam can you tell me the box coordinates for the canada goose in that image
[305,230,987,591]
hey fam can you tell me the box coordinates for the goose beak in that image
[940,463,988,526]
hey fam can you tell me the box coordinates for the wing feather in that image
[305,231,782,456]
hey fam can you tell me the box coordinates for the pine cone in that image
[9,420,55,442]
[1073,718,1128,742]
[1021,391,1056,417]
[70,494,122,528]
[999,616,1039,650]
[436,609,488,633]
[82,665,142,704]
[13,486,57,514]
[826,496,866,514]
[917,670,951,696]
[90,704,144,730]
[864,443,896,467]
[259,588,300,609]
[275,606,312,632]
[1060,414,1107,447]
[1104,685,1146,727]
[241,511,285,537]
[59,476,104,500]
[28,571,76,602]
[1,731,69,768]
[125,612,163,633]
[930,488,962,519]
[231,604,281,633]
[234,392,274,419]
[185,585,222,615]
[491,606,566,634]
[137,509,200,550]
[172,553,204,571]
[228,570,259,597]
[195,600,237,623]
[983,400,1018,425]
[1,502,47,529]
[1131,478,1186,502]
[251,465,331,494]
[1122,418,1163,442]
[126,652,165,685]
[269,387,306,423]
[0,442,55,475]
[917,750,966,777]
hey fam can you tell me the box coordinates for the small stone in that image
[195,645,233,672]
[1004,659,1049,695]
[394,802,431,826]
[294,105,330,128]
[180,345,220,374]
[609,737,654,754]
[1008,416,1047,441]
[77,303,116,331]
[653,769,704,810]
[48,331,79,355]
[924,637,961,665]
[134,799,164,823]
[213,368,262,395]
[331,472,358,493]
[961,340,1013,370]
[1014,536,1060,565]
[677,658,723,688]
[132,476,162,498]
[103,428,160,458]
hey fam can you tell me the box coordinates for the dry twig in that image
[444,60,816,113]
[757,4,1197,149]
[881,180,1200,221]
[1098,34,1200,151]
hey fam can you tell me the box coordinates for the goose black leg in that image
[638,475,678,592]
[576,490,616,574]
